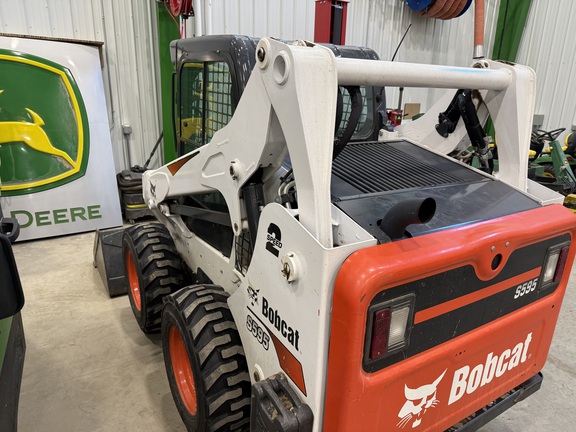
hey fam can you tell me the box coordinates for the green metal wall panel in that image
[157,4,181,164]
[492,0,533,61]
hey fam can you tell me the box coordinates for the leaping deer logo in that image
[0,90,75,168]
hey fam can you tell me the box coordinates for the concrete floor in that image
[11,230,576,431]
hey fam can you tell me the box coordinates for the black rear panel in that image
[363,233,569,372]
[332,140,539,240]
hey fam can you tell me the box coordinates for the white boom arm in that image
[336,58,511,89]
[143,38,537,248]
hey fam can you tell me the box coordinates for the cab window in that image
[337,86,377,141]
[178,61,233,156]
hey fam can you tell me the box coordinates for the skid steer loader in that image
[120,35,576,432]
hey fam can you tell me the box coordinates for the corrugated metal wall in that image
[346,0,501,112]
[0,0,316,172]
[3,0,573,170]
[517,0,576,135]
[0,0,162,172]
[206,0,315,39]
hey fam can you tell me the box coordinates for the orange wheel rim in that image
[169,325,198,415]
[125,249,141,311]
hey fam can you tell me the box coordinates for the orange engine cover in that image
[324,204,576,432]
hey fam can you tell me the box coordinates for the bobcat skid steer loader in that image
[122,36,575,432]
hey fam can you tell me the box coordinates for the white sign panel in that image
[0,36,122,240]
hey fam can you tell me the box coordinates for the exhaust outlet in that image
[379,197,436,240]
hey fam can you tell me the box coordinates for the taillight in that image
[366,295,415,362]
[389,305,411,346]
[542,251,560,284]
[369,309,391,359]
[541,242,571,288]
[553,245,570,283]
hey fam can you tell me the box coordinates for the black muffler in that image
[379,198,436,240]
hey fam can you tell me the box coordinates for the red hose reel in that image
[169,0,193,16]
[405,0,485,57]
[406,0,472,18]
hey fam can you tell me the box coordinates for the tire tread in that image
[124,222,184,333]
[162,285,251,431]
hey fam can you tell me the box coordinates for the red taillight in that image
[366,295,415,363]
[369,308,391,359]
[542,243,571,286]
[553,245,570,283]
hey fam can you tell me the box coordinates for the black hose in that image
[333,86,362,160]
[436,89,493,173]
[335,87,344,134]
[143,131,164,170]
[435,89,465,137]
[457,90,491,173]
[131,131,164,173]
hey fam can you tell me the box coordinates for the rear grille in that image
[332,141,464,194]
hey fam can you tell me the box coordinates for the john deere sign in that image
[0,49,89,196]
[0,36,121,241]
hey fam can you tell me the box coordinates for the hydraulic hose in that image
[435,88,492,173]
[435,89,464,137]
[335,87,344,134]
[457,89,491,172]
[333,86,362,160]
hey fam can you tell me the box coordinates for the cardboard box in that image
[403,103,421,120]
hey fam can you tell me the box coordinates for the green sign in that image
[0,49,90,196]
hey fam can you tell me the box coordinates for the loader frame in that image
[136,37,574,431]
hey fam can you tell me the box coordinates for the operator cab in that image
[171,35,383,156]
[169,35,384,258]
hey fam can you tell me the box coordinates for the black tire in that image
[162,285,251,432]
[123,222,184,333]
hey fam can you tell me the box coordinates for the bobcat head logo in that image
[397,370,446,429]
[247,286,259,306]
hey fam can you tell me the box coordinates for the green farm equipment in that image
[529,128,576,196]
[0,173,25,432]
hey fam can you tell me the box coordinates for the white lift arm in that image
[143,38,536,248]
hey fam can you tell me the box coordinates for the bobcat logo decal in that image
[397,370,446,429]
